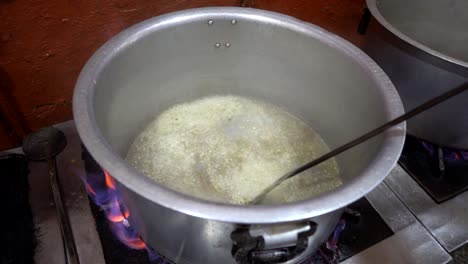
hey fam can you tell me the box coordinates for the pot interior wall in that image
[375,0,468,63]
[93,14,390,185]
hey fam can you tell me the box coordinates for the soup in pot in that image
[126,95,342,205]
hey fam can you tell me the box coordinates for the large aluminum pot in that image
[73,7,405,264]
[365,0,468,149]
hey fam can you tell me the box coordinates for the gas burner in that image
[399,135,468,203]
[309,219,346,264]
[82,146,170,264]
[84,169,151,253]
[304,198,393,264]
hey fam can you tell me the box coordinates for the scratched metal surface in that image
[2,121,105,264]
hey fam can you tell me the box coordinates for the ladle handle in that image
[48,158,80,264]
[251,82,468,204]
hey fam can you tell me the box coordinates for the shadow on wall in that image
[0,67,31,147]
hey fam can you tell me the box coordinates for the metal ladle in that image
[22,127,80,264]
[250,83,468,204]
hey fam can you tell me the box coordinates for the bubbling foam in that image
[126,95,342,205]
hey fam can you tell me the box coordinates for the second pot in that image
[365,0,468,149]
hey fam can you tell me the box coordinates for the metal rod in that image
[48,158,80,264]
[250,83,468,204]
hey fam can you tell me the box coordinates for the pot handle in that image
[230,221,317,264]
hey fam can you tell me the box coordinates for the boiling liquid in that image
[126,95,342,205]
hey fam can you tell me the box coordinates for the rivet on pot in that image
[215,43,221,48]
[231,19,237,25]
[225,43,231,48]
[208,20,214,25]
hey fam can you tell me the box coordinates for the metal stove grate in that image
[399,135,468,203]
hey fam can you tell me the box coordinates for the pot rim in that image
[73,7,405,224]
[366,0,468,70]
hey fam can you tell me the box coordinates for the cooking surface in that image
[2,121,105,264]
[385,166,468,253]
[0,154,36,264]
[399,135,468,203]
[3,120,468,263]
[83,143,392,263]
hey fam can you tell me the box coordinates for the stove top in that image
[3,121,467,264]
[399,135,468,203]
[82,146,394,264]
